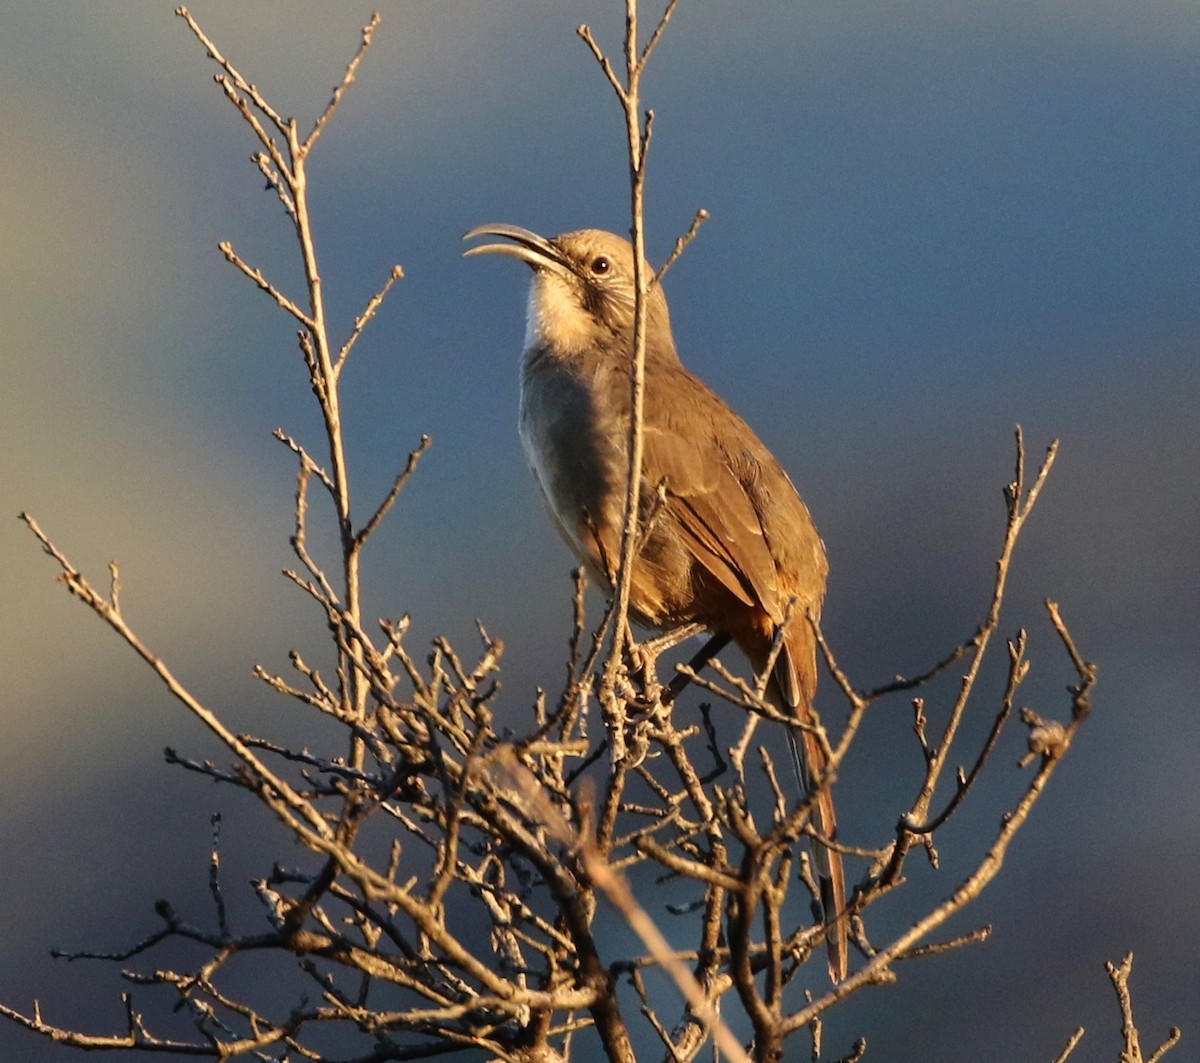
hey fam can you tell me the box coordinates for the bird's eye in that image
[590,256,611,275]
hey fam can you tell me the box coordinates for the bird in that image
[463,223,847,982]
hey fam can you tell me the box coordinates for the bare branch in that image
[907,429,1058,832]
[581,833,752,1063]
[176,6,289,131]
[655,207,709,284]
[337,263,405,374]
[20,513,331,843]
[576,25,626,101]
[304,12,382,154]
[1051,1027,1086,1063]
[640,0,684,67]
[219,241,314,327]
[356,435,432,548]
[1106,953,1182,1063]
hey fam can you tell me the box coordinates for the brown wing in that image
[641,367,815,624]
[643,367,846,981]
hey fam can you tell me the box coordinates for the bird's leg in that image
[625,622,710,710]
[663,630,732,705]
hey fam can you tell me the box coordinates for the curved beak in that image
[462,223,572,274]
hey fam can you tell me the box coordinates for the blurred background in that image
[1,1,1196,1059]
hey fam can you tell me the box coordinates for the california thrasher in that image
[464,224,847,982]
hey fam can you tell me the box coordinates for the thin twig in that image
[20,513,331,842]
[1052,1027,1086,1063]
[656,207,709,283]
[304,13,382,154]
[336,263,405,375]
[219,242,314,327]
[582,836,752,1063]
[176,6,289,131]
[355,435,431,548]
[1106,953,1182,1063]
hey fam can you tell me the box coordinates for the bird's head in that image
[464,224,674,359]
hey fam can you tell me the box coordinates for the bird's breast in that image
[519,353,625,574]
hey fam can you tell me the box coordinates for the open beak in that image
[462,223,573,275]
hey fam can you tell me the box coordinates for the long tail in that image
[769,630,849,984]
[783,723,848,982]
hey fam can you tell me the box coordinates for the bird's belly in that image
[519,358,709,628]
[519,364,624,579]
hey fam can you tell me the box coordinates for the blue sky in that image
[1,3,1197,1060]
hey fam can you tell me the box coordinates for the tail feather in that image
[770,629,848,984]
[784,724,848,983]
[734,614,849,982]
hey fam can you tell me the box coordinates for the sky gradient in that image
[1,3,1197,1060]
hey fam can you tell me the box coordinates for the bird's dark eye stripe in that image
[590,256,610,274]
